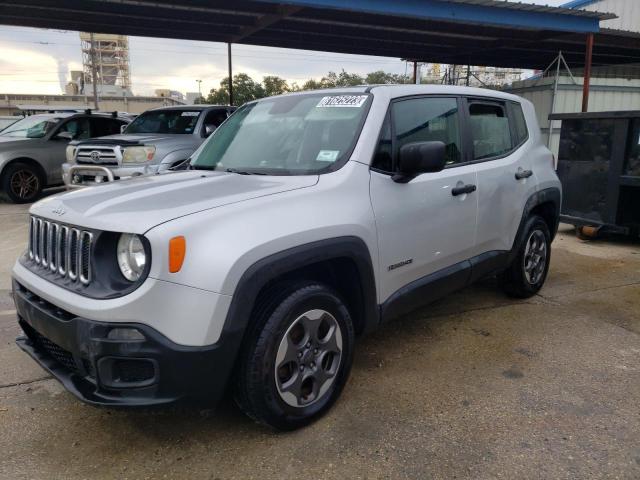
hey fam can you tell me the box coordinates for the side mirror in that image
[204,124,217,137]
[54,131,74,141]
[393,141,446,183]
[120,124,127,134]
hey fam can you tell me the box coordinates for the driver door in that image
[369,96,478,308]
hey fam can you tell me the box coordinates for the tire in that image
[500,215,551,298]
[234,282,355,430]
[1,162,43,204]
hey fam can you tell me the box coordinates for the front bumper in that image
[13,280,240,407]
[62,162,159,189]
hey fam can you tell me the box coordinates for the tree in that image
[365,70,409,85]
[302,78,324,91]
[206,73,265,106]
[262,76,290,97]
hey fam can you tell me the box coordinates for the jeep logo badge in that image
[90,151,101,162]
[52,206,66,216]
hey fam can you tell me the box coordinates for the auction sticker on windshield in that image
[316,95,368,108]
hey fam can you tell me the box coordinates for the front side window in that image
[468,102,513,160]
[0,115,63,138]
[125,110,202,134]
[392,97,463,166]
[191,93,371,175]
[58,118,90,140]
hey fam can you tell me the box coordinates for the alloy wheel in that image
[10,169,40,200]
[274,309,343,408]
[523,229,547,285]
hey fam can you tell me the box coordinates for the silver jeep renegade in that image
[13,85,561,430]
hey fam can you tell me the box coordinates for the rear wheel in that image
[1,162,43,203]
[234,283,354,430]
[501,215,551,298]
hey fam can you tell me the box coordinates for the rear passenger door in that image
[467,98,536,255]
[370,96,478,303]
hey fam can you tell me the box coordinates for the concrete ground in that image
[1,193,639,480]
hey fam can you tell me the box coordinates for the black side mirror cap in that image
[393,141,447,183]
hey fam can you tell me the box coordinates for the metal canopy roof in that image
[1,0,638,71]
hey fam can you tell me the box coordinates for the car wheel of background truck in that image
[500,215,551,298]
[234,282,355,430]
[1,162,43,204]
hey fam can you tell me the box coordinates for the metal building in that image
[564,0,640,33]
[508,0,640,154]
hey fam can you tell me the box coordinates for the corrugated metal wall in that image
[582,0,639,33]
[508,75,640,154]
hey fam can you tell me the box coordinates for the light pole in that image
[196,79,202,102]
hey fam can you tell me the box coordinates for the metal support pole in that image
[582,33,594,112]
[413,61,418,84]
[227,42,233,106]
[466,64,470,86]
[548,52,562,149]
[89,32,99,110]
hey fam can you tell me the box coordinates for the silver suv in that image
[12,86,561,430]
[0,112,128,203]
[62,105,235,188]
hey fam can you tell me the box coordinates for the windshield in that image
[125,109,202,134]
[0,115,63,138]
[190,92,371,175]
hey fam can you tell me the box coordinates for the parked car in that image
[13,86,561,430]
[0,112,129,203]
[62,105,235,188]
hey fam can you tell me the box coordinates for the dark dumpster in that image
[549,110,640,237]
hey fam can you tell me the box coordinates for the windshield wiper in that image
[225,168,266,175]
[190,164,214,170]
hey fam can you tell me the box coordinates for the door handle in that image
[451,184,476,196]
[515,169,533,180]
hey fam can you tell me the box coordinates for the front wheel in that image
[501,215,551,298]
[234,283,355,430]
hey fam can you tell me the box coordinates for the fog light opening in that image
[107,327,145,341]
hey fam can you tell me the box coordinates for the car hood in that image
[75,134,192,146]
[31,171,319,233]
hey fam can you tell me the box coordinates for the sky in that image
[0,0,569,97]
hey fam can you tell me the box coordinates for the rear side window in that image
[392,97,463,166]
[511,102,529,146]
[91,117,125,137]
[468,102,512,160]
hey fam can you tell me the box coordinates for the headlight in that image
[65,145,76,163]
[122,145,155,164]
[117,233,147,281]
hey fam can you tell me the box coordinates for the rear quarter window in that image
[511,102,529,146]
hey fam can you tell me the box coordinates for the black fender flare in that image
[509,187,561,262]
[216,236,378,380]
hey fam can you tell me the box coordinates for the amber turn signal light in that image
[168,236,186,273]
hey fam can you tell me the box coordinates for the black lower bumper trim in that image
[13,280,238,407]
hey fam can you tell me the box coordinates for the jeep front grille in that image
[28,216,93,285]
